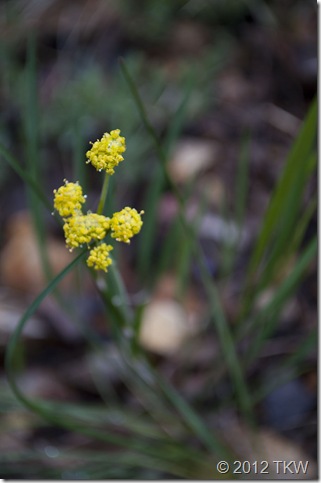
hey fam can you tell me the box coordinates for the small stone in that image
[139,299,192,356]
[169,139,218,184]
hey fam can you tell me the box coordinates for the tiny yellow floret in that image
[87,243,113,272]
[110,207,144,244]
[86,129,126,174]
[53,180,86,218]
[63,212,110,250]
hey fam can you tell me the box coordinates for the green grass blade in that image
[201,260,254,418]
[120,58,254,422]
[155,216,181,277]
[252,328,317,403]
[137,74,194,282]
[258,154,316,291]
[243,236,317,365]
[176,230,192,299]
[0,142,53,213]
[288,197,317,255]
[23,34,53,283]
[137,164,164,281]
[235,131,251,227]
[155,371,232,458]
[4,249,196,468]
[163,73,194,157]
[6,249,87,399]
[247,98,317,279]
[220,132,251,278]
[72,123,87,191]
[119,58,165,166]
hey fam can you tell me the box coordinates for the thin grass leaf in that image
[5,249,87,407]
[39,399,176,441]
[287,197,317,261]
[20,37,94,351]
[252,327,317,403]
[119,58,165,166]
[153,370,232,458]
[63,454,187,479]
[220,131,251,278]
[93,262,218,449]
[138,71,194,282]
[4,250,211,470]
[235,131,251,227]
[155,216,181,277]
[131,302,146,355]
[176,231,192,299]
[72,122,87,191]
[0,448,192,477]
[163,72,194,156]
[242,236,317,366]
[200,261,254,419]
[137,163,164,280]
[114,361,186,440]
[120,57,254,422]
[0,142,53,213]
[23,34,53,284]
[258,153,317,290]
[103,264,232,458]
[24,35,39,177]
[176,185,206,299]
[247,98,317,280]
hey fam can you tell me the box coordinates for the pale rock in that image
[139,299,192,356]
[0,211,75,294]
[169,139,218,184]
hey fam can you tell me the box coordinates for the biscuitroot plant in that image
[4,127,231,478]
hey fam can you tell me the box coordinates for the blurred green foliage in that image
[0,0,316,479]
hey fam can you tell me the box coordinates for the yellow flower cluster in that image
[110,207,144,244]
[63,212,110,249]
[86,129,126,174]
[53,180,86,218]
[53,129,144,272]
[87,243,113,272]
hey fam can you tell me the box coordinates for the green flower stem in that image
[109,261,133,321]
[4,250,201,477]
[91,265,130,335]
[91,235,230,454]
[97,172,110,215]
[95,170,133,322]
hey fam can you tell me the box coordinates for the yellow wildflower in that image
[86,129,126,174]
[63,212,110,250]
[87,243,113,272]
[53,180,86,218]
[53,128,144,272]
[110,207,144,244]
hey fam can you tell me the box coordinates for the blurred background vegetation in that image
[0,0,317,479]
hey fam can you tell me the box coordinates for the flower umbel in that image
[53,180,86,218]
[63,212,110,250]
[87,243,113,272]
[111,207,144,244]
[86,129,126,174]
[53,129,144,271]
